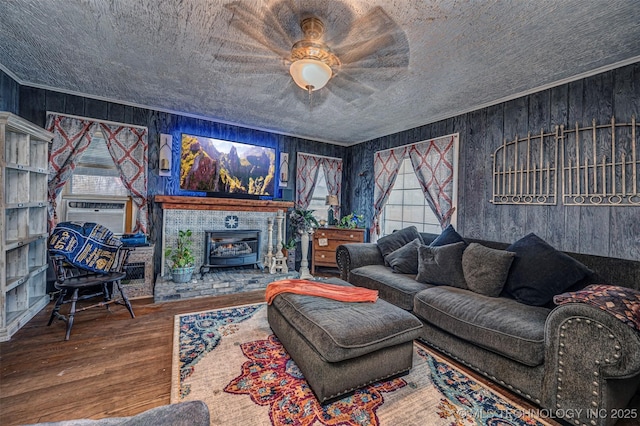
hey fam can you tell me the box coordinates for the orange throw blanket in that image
[266,279,378,305]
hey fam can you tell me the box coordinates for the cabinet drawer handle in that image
[349,234,354,238]
[321,254,326,258]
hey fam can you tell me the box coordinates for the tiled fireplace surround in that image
[154,196,297,302]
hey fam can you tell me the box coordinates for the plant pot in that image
[171,266,195,283]
[286,249,296,270]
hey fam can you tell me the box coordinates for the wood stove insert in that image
[201,230,262,274]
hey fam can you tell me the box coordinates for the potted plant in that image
[337,212,364,229]
[165,229,195,283]
[289,207,320,234]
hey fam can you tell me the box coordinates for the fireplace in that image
[201,230,262,274]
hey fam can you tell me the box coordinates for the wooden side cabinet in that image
[312,227,365,273]
[1,112,53,341]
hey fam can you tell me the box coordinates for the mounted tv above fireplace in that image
[179,133,276,198]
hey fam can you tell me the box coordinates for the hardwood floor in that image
[0,292,264,425]
[1,290,636,426]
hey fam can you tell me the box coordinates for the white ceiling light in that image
[290,59,332,92]
[289,17,339,93]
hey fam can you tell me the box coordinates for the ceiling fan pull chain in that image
[307,85,313,108]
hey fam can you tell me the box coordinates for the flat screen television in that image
[179,133,276,198]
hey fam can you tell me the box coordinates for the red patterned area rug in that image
[171,304,554,426]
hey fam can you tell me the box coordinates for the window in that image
[66,133,129,197]
[381,158,442,236]
[306,168,329,223]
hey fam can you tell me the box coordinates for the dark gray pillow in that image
[462,243,515,297]
[416,241,467,289]
[503,233,593,306]
[377,226,424,261]
[430,224,465,247]
[386,238,422,274]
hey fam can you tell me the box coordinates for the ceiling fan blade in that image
[327,73,375,103]
[214,53,285,66]
[342,56,411,71]
[224,2,292,59]
[337,34,408,67]
[330,6,409,69]
[258,1,297,47]
[227,19,290,59]
[330,6,400,42]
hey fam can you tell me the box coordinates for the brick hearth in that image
[154,269,299,302]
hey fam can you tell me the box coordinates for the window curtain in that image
[46,114,98,231]
[295,153,323,209]
[295,153,343,211]
[99,124,149,233]
[372,146,407,238]
[321,157,343,217]
[372,134,457,239]
[46,113,149,233]
[408,134,457,228]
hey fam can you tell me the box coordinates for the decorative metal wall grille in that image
[491,116,639,206]
[561,117,639,206]
[491,128,560,205]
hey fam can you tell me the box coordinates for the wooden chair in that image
[47,245,135,340]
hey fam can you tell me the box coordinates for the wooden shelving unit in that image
[0,112,53,341]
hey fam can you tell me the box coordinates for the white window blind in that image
[70,135,129,196]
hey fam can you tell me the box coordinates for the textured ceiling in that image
[1,0,639,145]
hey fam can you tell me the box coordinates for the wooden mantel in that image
[155,195,294,212]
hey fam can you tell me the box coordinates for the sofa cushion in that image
[386,237,422,274]
[350,264,433,310]
[270,281,423,363]
[462,243,515,297]
[377,226,424,263]
[429,224,465,247]
[503,233,593,306]
[416,242,467,289]
[413,287,550,366]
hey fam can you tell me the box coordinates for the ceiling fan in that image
[219,1,410,104]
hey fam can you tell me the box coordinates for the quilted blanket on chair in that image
[49,222,122,273]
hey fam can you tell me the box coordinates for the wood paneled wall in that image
[7,80,345,276]
[4,63,638,264]
[345,63,639,261]
[0,70,20,114]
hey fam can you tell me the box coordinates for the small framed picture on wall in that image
[279,152,289,187]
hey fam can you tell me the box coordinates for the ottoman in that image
[267,278,423,403]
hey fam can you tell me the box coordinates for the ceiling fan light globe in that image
[290,59,332,92]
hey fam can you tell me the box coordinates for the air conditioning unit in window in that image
[64,199,126,234]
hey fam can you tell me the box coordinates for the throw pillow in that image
[462,243,515,297]
[377,226,424,261]
[386,238,422,274]
[416,241,467,289]
[429,224,465,247]
[554,284,640,331]
[503,233,593,306]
